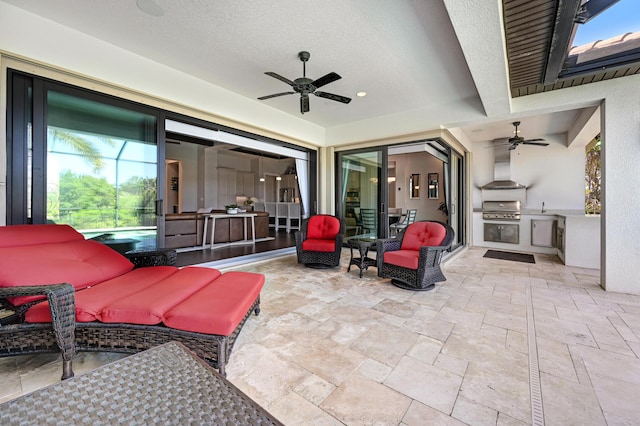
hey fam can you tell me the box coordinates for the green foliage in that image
[48,171,156,230]
[585,134,601,214]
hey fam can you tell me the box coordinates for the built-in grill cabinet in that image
[482,200,521,244]
[482,200,521,221]
[484,223,519,244]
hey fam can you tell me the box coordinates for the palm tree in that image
[49,128,114,172]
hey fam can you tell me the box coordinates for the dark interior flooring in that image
[175,229,296,267]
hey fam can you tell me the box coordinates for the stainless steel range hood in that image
[481,142,526,190]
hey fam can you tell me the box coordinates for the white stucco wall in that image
[601,93,640,294]
[472,135,586,212]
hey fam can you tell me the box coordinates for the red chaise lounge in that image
[0,224,265,378]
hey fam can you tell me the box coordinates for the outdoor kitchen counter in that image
[473,211,600,267]
[556,213,600,269]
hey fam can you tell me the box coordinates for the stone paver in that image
[4,248,640,425]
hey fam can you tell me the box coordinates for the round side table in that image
[347,238,378,278]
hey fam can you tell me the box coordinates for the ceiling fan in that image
[507,121,549,150]
[258,51,352,114]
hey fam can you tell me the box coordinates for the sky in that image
[573,0,640,46]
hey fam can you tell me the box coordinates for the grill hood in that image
[481,142,526,190]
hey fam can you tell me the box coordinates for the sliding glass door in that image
[337,148,388,239]
[338,140,466,250]
[7,71,161,249]
[448,150,464,250]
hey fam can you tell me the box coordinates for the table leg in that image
[251,215,256,243]
[202,216,209,248]
[210,217,216,249]
[347,245,354,272]
[359,245,368,278]
[242,216,248,242]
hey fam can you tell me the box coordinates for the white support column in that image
[601,87,640,294]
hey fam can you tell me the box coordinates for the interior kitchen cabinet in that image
[279,174,298,202]
[531,219,556,247]
[165,159,183,214]
[345,189,360,219]
[236,171,256,198]
[217,167,237,207]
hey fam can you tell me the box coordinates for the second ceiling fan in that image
[506,121,549,150]
[258,51,351,114]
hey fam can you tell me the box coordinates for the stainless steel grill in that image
[482,200,521,221]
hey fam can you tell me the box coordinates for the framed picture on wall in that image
[428,173,439,199]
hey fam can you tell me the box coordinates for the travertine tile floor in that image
[3,247,640,425]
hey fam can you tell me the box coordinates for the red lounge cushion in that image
[98,267,223,325]
[302,238,336,253]
[401,222,446,251]
[25,266,181,323]
[0,239,134,306]
[306,215,340,240]
[0,224,83,248]
[164,271,265,335]
[384,250,420,270]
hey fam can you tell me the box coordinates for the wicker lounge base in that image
[0,297,260,378]
[0,341,283,425]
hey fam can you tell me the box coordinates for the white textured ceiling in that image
[1,0,597,145]
[2,0,479,129]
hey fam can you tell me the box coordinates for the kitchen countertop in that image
[521,209,600,218]
[474,208,600,218]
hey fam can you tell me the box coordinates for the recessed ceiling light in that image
[136,0,165,17]
[356,91,367,97]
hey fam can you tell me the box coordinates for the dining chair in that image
[359,209,377,237]
[390,208,417,236]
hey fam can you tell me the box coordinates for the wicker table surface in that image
[347,237,378,278]
[0,342,283,426]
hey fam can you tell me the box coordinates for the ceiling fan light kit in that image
[258,51,352,114]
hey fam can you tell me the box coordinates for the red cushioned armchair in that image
[295,215,345,268]
[377,220,454,291]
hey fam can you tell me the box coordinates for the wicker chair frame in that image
[295,215,345,268]
[377,220,454,291]
[0,249,259,379]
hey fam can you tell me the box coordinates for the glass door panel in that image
[450,151,464,249]
[338,149,384,240]
[46,90,158,250]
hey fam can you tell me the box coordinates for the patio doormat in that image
[483,250,535,264]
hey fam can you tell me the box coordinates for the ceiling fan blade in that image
[312,72,341,89]
[300,96,310,114]
[314,91,352,104]
[522,138,546,142]
[522,141,549,146]
[265,72,295,86]
[258,91,295,100]
[508,144,517,150]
